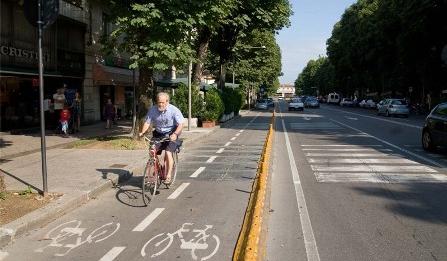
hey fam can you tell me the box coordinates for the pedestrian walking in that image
[72,91,81,132]
[103,98,115,129]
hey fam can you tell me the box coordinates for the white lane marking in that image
[235,133,241,137]
[216,148,225,154]
[167,183,190,199]
[302,148,392,152]
[301,144,383,147]
[304,117,311,120]
[239,130,244,133]
[331,119,446,168]
[99,247,126,261]
[281,118,320,261]
[132,208,164,232]
[224,142,232,147]
[311,165,437,173]
[325,107,422,129]
[190,167,206,178]
[206,156,217,163]
[308,158,421,164]
[230,137,237,141]
[345,116,358,120]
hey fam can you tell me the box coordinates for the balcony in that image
[59,0,87,24]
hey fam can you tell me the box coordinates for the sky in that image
[277,0,356,84]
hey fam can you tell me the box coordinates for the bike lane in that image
[1,110,272,260]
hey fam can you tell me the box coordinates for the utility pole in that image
[188,61,192,131]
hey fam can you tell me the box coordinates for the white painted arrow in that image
[303,117,311,121]
[345,116,358,120]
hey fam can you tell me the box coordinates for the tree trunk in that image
[218,60,228,90]
[192,28,211,85]
[133,66,155,139]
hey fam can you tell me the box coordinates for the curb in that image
[233,111,275,260]
[0,112,247,249]
[0,168,133,249]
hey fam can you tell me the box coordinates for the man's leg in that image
[165,151,173,183]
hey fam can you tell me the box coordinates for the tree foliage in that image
[323,0,447,104]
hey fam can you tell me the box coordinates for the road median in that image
[233,111,275,260]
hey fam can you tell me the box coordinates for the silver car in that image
[377,99,409,117]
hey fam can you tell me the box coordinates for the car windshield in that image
[292,98,301,103]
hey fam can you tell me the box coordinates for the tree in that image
[105,1,197,137]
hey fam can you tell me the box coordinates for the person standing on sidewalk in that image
[72,91,81,132]
[103,98,116,129]
[53,87,66,130]
[139,92,184,184]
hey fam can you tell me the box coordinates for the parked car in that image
[266,98,274,107]
[422,102,447,151]
[255,99,268,110]
[327,92,341,104]
[340,98,355,107]
[288,98,304,111]
[304,97,320,108]
[377,99,409,117]
[360,99,376,109]
[376,99,386,111]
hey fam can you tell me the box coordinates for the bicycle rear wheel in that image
[142,161,157,206]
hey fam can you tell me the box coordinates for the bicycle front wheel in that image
[142,161,157,206]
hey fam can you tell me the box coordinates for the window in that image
[434,104,447,116]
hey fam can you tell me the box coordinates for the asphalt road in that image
[266,102,447,261]
[1,111,272,261]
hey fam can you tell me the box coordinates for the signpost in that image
[24,0,59,195]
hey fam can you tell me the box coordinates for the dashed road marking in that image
[206,156,217,163]
[239,130,244,133]
[230,137,237,141]
[216,148,225,154]
[167,183,190,199]
[235,133,241,137]
[99,247,126,261]
[133,208,164,232]
[190,167,206,178]
[224,142,232,147]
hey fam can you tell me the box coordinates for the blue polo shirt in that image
[145,104,184,134]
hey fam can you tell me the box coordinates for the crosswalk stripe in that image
[302,148,392,152]
[306,153,394,157]
[307,158,421,164]
[311,165,437,173]
[315,172,447,183]
[301,144,383,147]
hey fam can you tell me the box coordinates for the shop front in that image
[0,0,85,132]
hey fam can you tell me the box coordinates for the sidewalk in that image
[0,118,230,248]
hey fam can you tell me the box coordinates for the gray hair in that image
[157,92,170,102]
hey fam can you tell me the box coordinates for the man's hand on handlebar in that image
[169,133,178,141]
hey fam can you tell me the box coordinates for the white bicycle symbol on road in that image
[35,220,120,257]
[141,223,220,260]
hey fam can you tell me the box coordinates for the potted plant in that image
[201,89,224,128]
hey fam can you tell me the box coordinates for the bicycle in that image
[142,136,181,206]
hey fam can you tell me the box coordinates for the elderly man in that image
[139,92,184,184]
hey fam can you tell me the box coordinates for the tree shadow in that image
[352,183,447,224]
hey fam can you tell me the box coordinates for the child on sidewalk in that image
[60,104,71,136]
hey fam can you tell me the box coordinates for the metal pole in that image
[37,0,48,195]
[188,61,192,131]
[232,57,235,85]
[132,69,137,134]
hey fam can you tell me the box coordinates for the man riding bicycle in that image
[139,92,184,184]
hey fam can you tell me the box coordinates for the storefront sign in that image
[0,45,50,61]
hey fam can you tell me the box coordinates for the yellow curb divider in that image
[233,110,275,261]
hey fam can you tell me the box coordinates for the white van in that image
[327,92,341,104]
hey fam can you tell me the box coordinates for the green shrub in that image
[171,83,203,118]
[220,87,244,115]
[202,89,224,121]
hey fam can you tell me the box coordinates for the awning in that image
[92,64,138,86]
[155,77,188,88]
